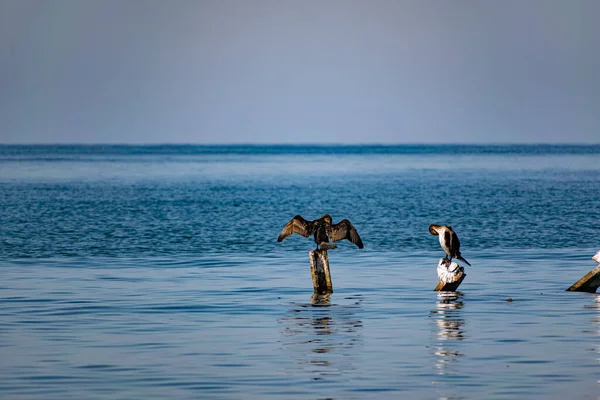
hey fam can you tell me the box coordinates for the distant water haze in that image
[1,144,599,256]
[1,0,599,144]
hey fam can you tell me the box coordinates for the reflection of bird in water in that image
[583,295,600,337]
[278,294,363,380]
[278,214,364,250]
[311,294,334,353]
[432,292,465,374]
[429,224,471,266]
[593,250,600,263]
[435,292,465,341]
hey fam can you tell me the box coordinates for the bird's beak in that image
[429,225,439,235]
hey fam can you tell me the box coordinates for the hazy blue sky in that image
[0,0,598,144]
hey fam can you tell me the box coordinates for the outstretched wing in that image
[328,219,364,248]
[277,215,316,242]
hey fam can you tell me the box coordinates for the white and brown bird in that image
[429,224,471,266]
[593,250,600,264]
[277,214,364,250]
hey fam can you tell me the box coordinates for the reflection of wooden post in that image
[309,250,333,294]
[434,258,466,292]
[566,264,600,293]
[311,293,331,306]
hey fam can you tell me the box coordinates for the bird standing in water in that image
[429,224,471,266]
[277,214,364,250]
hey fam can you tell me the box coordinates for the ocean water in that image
[1,144,600,399]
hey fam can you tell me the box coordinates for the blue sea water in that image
[1,144,600,399]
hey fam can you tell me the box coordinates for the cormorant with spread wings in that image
[277,214,364,250]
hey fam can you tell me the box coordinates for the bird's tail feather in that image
[319,243,338,250]
[457,254,471,266]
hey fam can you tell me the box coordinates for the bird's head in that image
[429,224,440,235]
[321,214,333,224]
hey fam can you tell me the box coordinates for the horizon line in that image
[1,142,600,146]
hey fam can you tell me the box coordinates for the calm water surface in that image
[1,145,599,399]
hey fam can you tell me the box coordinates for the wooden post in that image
[434,258,466,292]
[311,293,331,306]
[309,250,333,294]
[566,264,600,293]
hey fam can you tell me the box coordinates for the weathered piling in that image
[434,258,466,292]
[566,264,600,293]
[309,250,333,294]
[310,293,331,306]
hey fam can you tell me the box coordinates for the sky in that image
[0,0,598,144]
